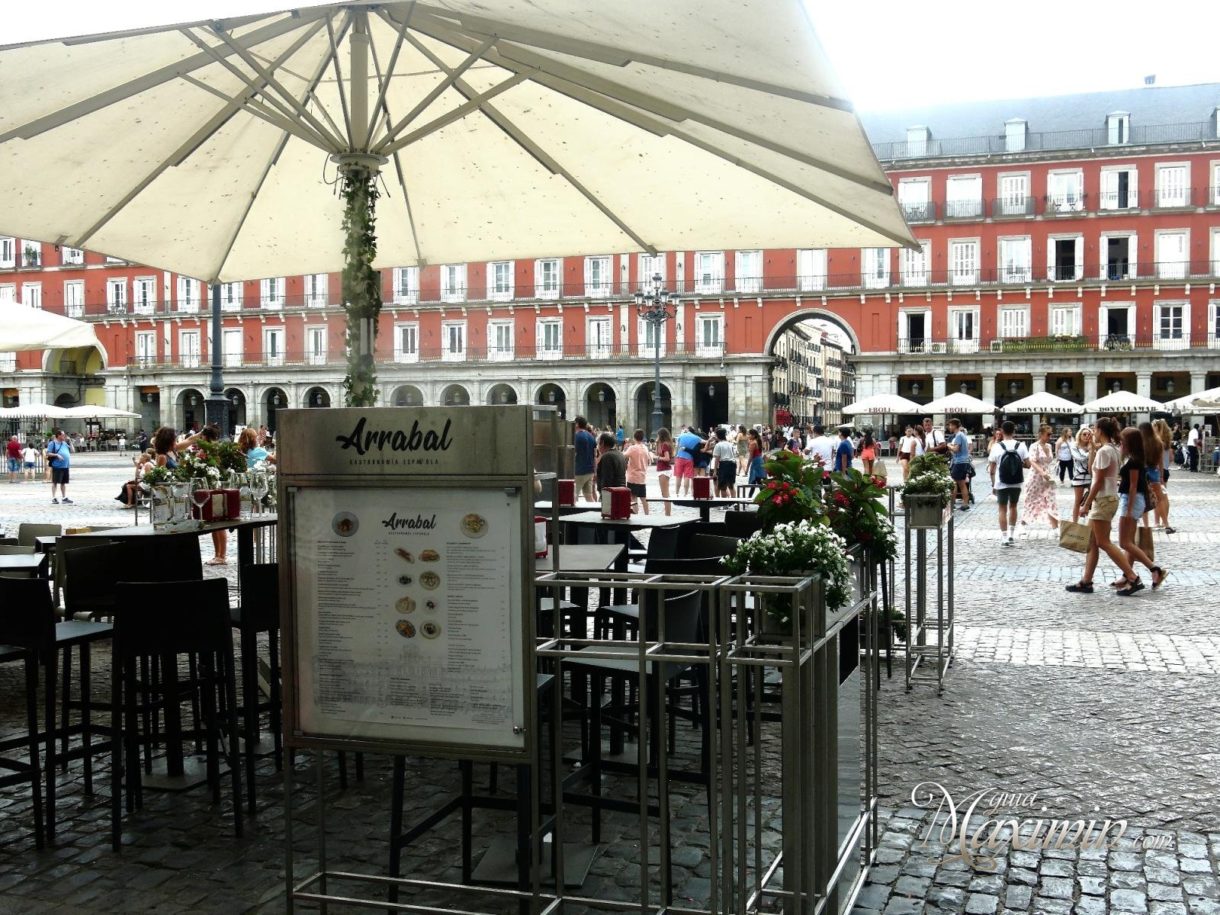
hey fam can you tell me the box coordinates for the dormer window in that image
[1106,112,1130,145]
[906,126,930,157]
[1004,118,1027,153]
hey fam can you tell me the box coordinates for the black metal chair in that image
[0,576,113,844]
[234,563,283,813]
[0,638,46,849]
[110,579,242,850]
[685,532,741,559]
[721,509,763,538]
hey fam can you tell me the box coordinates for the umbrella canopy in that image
[58,405,142,419]
[841,393,924,416]
[1081,391,1164,413]
[1193,399,1220,411]
[1163,386,1220,412]
[1002,392,1083,415]
[0,302,102,353]
[0,1,915,283]
[921,391,998,414]
[0,404,71,418]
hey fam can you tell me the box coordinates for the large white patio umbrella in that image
[921,391,997,414]
[841,393,924,416]
[1081,391,1164,413]
[0,302,102,353]
[0,1,914,405]
[59,405,143,419]
[1002,392,1083,414]
[0,404,71,419]
[1163,386,1220,412]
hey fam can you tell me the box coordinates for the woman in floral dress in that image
[1022,423,1060,530]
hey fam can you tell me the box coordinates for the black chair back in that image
[675,521,730,556]
[0,578,55,651]
[686,533,741,559]
[635,587,702,646]
[643,526,681,562]
[113,579,232,659]
[64,543,139,619]
[721,510,763,537]
[145,536,203,582]
[239,564,280,632]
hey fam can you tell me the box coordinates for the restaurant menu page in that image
[291,486,526,749]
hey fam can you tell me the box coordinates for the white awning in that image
[0,302,102,353]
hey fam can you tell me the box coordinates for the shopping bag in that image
[1137,526,1155,561]
[872,458,888,480]
[1058,520,1092,553]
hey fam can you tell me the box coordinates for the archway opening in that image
[536,384,567,421]
[487,383,518,405]
[264,387,288,434]
[225,388,246,436]
[441,384,470,406]
[391,384,424,407]
[767,313,858,430]
[584,383,616,430]
[178,388,205,433]
[305,386,331,408]
[634,383,672,436]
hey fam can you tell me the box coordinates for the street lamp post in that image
[634,272,679,436]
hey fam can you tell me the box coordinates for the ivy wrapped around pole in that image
[339,160,382,407]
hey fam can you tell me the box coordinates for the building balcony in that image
[896,334,1220,356]
[900,201,937,223]
[990,196,1037,218]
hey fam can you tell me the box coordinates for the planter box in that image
[905,495,950,529]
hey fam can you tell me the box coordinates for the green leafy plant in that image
[173,448,222,485]
[142,464,172,487]
[753,450,827,530]
[196,439,246,475]
[340,164,383,407]
[826,469,898,562]
[901,452,954,507]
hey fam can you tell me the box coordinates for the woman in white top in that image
[1067,417,1138,594]
[897,425,920,481]
[1055,428,1074,484]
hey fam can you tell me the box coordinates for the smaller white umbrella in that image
[922,391,998,414]
[842,393,924,415]
[0,302,101,352]
[1081,391,1163,413]
[1163,386,1220,412]
[1003,392,1083,414]
[1191,398,1220,411]
[0,404,71,418]
[59,405,142,419]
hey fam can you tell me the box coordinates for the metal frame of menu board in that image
[275,405,546,913]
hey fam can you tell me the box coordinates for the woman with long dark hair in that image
[1067,417,1142,595]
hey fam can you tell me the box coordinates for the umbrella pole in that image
[205,283,230,434]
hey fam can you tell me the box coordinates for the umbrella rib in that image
[396,30,655,254]
[0,13,319,145]
[367,0,416,144]
[325,16,354,149]
[177,73,333,150]
[367,31,425,267]
[376,70,533,157]
[372,33,498,152]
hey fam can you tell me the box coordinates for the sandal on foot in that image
[1151,567,1169,590]
[1116,576,1144,596]
[205,557,228,566]
[1164,526,1177,534]
[1065,581,1094,593]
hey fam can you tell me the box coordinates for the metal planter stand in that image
[903,500,955,695]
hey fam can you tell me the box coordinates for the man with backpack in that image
[987,420,1029,545]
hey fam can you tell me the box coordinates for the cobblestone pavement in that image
[1,454,1218,913]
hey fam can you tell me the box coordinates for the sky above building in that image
[4,0,1217,112]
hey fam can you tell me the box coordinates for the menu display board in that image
[289,484,526,749]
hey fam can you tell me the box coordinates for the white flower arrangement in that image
[722,519,852,615]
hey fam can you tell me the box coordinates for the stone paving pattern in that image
[0,454,1217,913]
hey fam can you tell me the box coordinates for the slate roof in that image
[859,82,1220,148]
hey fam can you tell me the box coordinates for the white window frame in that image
[61,246,84,266]
[222,329,243,368]
[1100,232,1138,280]
[861,248,890,289]
[440,264,467,303]
[106,278,127,314]
[944,174,982,219]
[392,266,419,305]
[1212,162,1220,205]
[1047,234,1084,282]
[441,320,467,362]
[534,258,560,299]
[637,253,665,290]
[63,280,84,318]
[131,276,155,315]
[796,249,827,291]
[488,319,514,361]
[263,327,285,366]
[1153,301,1189,350]
[305,273,328,308]
[260,277,285,310]
[897,308,932,353]
[638,317,667,357]
[1211,227,1220,277]
[694,251,725,294]
[1106,113,1130,145]
[487,261,514,302]
[176,276,199,313]
[1208,299,1220,349]
[998,306,1030,339]
[21,282,42,310]
[179,329,201,368]
[1049,304,1082,338]
[1004,119,1027,153]
[696,313,724,356]
[900,241,930,287]
[1046,169,1084,213]
[536,318,562,360]
[305,325,328,365]
[219,282,242,311]
[393,322,419,363]
[584,256,612,298]
[1155,162,1190,208]
[0,284,13,305]
[948,238,979,285]
[897,178,932,221]
[21,242,40,267]
[999,236,1032,283]
[948,307,980,353]
[734,250,763,294]
[586,316,613,358]
[0,237,13,268]
[996,172,1031,217]
[1155,230,1189,280]
[135,331,157,367]
[1099,303,1136,349]
[1099,165,1139,211]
